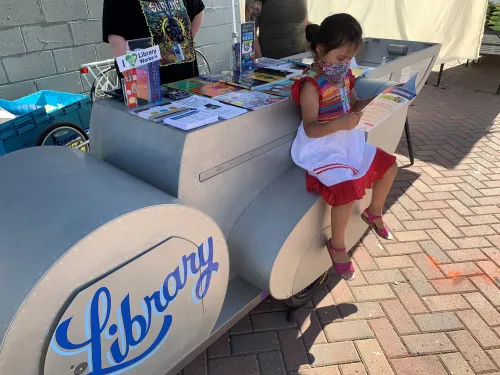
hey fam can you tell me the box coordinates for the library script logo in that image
[50,237,219,375]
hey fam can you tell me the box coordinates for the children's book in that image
[252,79,296,98]
[255,57,284,68]
[131,103,191,122]
[164,78,205,92]
[197,72,233,83]
[191,82,241,97]
[213,91,285,110]
[246,72,284,83]
[176,95,248,120]
[355,74,417,133]
[221,75,268,89]
[287,57,314,68]
[163,109,219,131]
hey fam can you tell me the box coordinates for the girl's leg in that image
[330,200,356,264]
[367,161,398,227]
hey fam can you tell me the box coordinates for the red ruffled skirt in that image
[306,147,396,207]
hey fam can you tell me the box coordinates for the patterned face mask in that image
[316,59,351,83]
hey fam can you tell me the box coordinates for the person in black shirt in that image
[103,0,205,84]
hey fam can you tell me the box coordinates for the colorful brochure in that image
[355,74,417,133]
[213,91,285,110]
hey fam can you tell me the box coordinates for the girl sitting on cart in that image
[291,14,398,280]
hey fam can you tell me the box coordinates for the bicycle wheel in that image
[90,66,117,104]
[36,122,90,153]
[196,49,211,75]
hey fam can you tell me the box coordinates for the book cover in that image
[246,72,284,83]
[176,95,248,120]
[191,82,241,97]
[163,109,219,131]
[256,57,284,68]
[222,75,268,89]
[213,91,285,110]
[165,78,205,92]
[252,79,295,98]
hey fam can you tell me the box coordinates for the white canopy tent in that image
[308,0,489,65]
[238,0,489,65]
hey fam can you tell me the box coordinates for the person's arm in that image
[245,0,263,58]
[304,0,311,25]
[350,89,373,113]
[191,10,204,39]
[108,34,127,57]
[301,81,362,138]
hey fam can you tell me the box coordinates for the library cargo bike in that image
[0,39,440,375]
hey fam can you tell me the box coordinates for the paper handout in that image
[355,74,417,133]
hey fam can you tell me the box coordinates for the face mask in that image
[316,59,351,83]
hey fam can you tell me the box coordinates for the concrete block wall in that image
[0,0,241,101]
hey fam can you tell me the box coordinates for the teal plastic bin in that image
[0,90,91,155]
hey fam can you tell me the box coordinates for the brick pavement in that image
[181,56,500,375]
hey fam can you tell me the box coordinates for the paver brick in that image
[422,294,469,312]
[339,363,367,375]
[426,229,458,250]
[477,261,500,284]
[463,292,500,326]
[351,285,395,302]
[434,218,463,237]
[231,331,279,355]
[385,242,423,255]
[278,329,310,371]
[308,342,359,367]
[251,311,296,331]
[419,240,452,264]
[209,355,259,375]
[330,279,355,304]
[410,253,444,279]
[402,333,456,355]
[447,249,488,262]
[381,300,419,335]
[258,351,286,375]
[391,356,448,375]
[374,256,414,269]
[460,225,496,236]
[230,315,252,335]
[324,321,373,342]
[411,210,443,220]
[413,312,463,332]
[439,262,483,277]
[290,366,341,375]
[401,268,438,296]
[456,309,500,348]
[297,309,327,348]
[352,246,378,271]
[431,278,476,293]
[488,349,500,369]
[338,302,385,320]
[355,339,394,375]
[483,247,500,267]
[439,352,475,375]
[183,352,206,375]
[441,208,470,226]
[362,270,406,285]
[470,275,500,306]
[208,332,230,358]
[368,318,408,358]
[393,230,430,242]
[392,283,428,313]
[448,330,497,373]
[454,236,493,249]
[313,288,341,324]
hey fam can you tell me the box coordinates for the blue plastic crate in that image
[0,90,91,155]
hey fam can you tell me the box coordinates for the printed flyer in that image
[356,74,417,133]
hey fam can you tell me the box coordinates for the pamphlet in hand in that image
[175,95,248,120]
[355,74,417,133]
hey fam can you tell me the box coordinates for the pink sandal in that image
[361,208,393,240]
[327,241,355,280]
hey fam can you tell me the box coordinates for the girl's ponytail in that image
[306,23,320,50]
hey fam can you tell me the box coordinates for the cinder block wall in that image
[0,0,241,100]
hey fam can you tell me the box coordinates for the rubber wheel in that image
[36,122,90,152]
[284,271,329,308]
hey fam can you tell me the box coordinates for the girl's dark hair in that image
[306,14,363,55]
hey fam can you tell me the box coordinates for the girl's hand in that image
[337,112,363,131]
